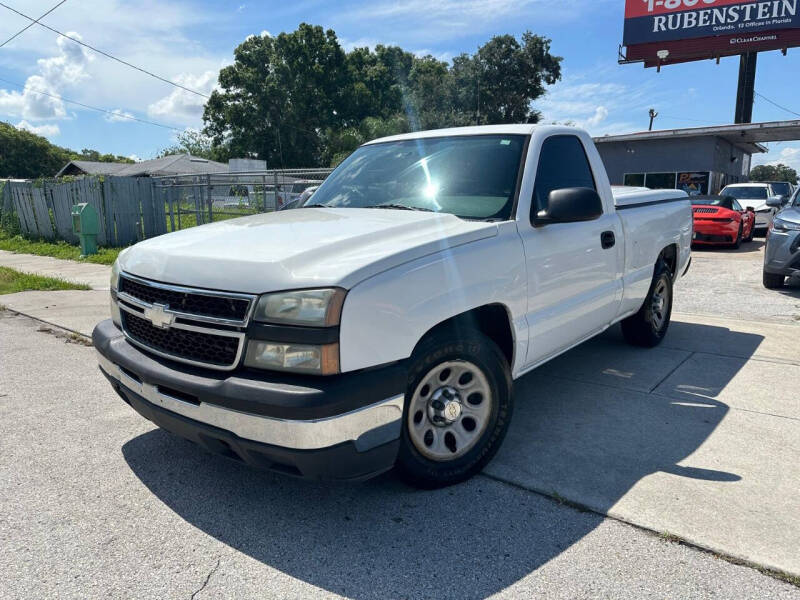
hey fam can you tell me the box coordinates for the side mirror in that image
[535,187,603,225]
[766,196,783,208]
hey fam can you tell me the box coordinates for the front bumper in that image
[754,210,774,229]
[764,229,800,277]
[94,319,406,480]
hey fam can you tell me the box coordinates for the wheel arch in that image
[414,303,516,368]
[659,243,678,279]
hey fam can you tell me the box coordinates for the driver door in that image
[520,135,623,368]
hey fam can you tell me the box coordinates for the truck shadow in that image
[122,320,762,600]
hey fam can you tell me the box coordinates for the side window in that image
[732,199,743,211]
[532,136,596,220]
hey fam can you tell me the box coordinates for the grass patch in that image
[0,266,90,295]
[0,230,122,265]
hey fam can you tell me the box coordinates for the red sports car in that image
[691,195,755,248]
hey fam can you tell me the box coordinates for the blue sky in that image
[1,0,798,170]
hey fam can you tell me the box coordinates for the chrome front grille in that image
[116,273,256,370]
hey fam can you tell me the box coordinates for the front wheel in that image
[763,270,785,289]
[621,258,673,347]
[396,330,513,488]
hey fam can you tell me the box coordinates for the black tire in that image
[396,329,513,489]
[731,224,742,249]
[621,258,673,348]
[763,270,785,289]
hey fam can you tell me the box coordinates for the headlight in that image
[110,259,122,327]
[772,217,800,232]
[253,288,345,327]
[244,341,339,375]
[110,259,120,290]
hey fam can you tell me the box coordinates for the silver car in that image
[763,190,800,288]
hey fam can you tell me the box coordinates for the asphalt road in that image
[2,314,799,598]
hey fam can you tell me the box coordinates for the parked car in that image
[276,180,323,208]
[94,125,692,488]
[764,181,794,204]
[763,193,800,289]
[278,185,319,210]
[690,194,755,248]
[719,183,782,233]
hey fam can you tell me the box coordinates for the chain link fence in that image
[153,168,333,231]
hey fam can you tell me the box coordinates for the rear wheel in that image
[621,258,673,348]
[396,329,513,488]
[763,270,785,289]
[731,224,743,249]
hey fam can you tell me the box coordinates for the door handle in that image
[601,231,616,249]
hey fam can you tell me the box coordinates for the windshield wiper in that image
[303,203,329,208]
[369,204,435,212]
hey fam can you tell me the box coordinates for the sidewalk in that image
[0,250,111,290]
[0,251,111,336]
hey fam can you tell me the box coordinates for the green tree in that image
[204,24,349,168]
[158,129,230,162]
[750,164,798,185]
[0,121,72,178]
[77,149,134,163]
[203,25,563,167]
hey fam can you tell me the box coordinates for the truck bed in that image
[611,186,689,208]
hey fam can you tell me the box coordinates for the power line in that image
[0,1,210,99]
[0,0,66,48]
[0,75,183,131]
[755,91,800,119]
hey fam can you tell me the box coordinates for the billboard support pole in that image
[734,52,757,124]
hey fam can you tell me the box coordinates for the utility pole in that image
[734,52,757,124]
[648,108,658,131]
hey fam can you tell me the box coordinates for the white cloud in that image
[752,145,800,173]
[128,154,142,162]
[260,30,271,38]
[105,108,135,122]
[147,70,218,124]
[0,32,91,121]
[16,120,60,137]
[585,106,609,127]
[536,72,659,136]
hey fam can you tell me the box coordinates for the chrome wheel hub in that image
[408,360,492,462]
[428,386,462,425]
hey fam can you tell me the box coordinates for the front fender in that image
[338,223,528,374]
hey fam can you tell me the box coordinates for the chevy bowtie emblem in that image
[143,303,175,329]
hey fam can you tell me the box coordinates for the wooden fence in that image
[2,176,168,247]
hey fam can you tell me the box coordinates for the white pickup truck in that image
[94,125,692,487]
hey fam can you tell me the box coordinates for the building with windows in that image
[593,121,800,195]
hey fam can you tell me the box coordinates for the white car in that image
[94,125,692,487]
[720,183,782,231]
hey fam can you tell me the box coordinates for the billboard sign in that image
[622,0,800,66]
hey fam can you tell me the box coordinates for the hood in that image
[777,206,800,224]
[119,208,497,293]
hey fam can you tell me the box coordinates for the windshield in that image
[721,186,767,200]
[769,182,792,197]
[307,135,526,220]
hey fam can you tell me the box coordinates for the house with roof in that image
[55,154,229,178]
